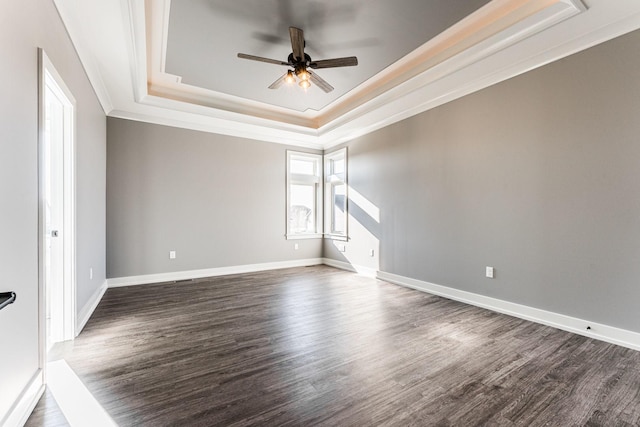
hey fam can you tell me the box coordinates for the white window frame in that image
[324,148,348,241]
[286,151,323,239]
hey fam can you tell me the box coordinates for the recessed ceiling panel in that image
[165,0,491,113]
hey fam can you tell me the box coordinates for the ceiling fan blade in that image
[309,71,334,93]
[309,56,358,69]
[289,27,305,61]
[237,53,289,66]
[268,73,289,89]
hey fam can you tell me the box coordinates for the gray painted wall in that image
[325,29,640,333]
[106,118,321,278]
[0,0,106,421]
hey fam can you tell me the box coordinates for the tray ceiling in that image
[164,0,490,112]
[53,0,640,149]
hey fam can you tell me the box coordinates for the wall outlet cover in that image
[486,266,494,278]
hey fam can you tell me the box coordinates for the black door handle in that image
[0,292,16,311]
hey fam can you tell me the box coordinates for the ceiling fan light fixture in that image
[285,70,295,84]
[299,80,311,90]
[296,68,310,81]
[237,26,356,94]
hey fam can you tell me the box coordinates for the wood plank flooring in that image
[24,390,69,427]
[27,266,640,426]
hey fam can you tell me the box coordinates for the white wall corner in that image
[1,370,44,427]
[376,270,640,352]
[322,258,378,278]
[52,0,114,114]
[322,258,357,273]
[76,280,108,336]
[106,258,324,288]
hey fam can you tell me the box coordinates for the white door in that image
[41,53,76,353]
[44,83,66,348]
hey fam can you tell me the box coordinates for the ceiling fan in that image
[237,27,358,93]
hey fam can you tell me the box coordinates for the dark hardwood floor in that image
[27,265,640,426]
[24,389,68,427]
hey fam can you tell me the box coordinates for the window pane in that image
[290,184,316,233]
[290,159,315,175]
[333,158,345,175]
[332,183,346,234]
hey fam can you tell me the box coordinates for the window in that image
[286,151,322,238]
[324,148,348,239]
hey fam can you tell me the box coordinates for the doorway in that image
[39,50,76,355]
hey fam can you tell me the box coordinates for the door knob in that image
[51,230,59,237]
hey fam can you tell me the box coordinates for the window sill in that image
[324,234,348,242]
[286,233,324,240]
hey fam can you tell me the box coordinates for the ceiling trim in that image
[315,0,585,128]
[141,0,584,129]
[144,0,322,128]
[320,3,640,148]
[319,0,586,144]
[109,107,324,149]
[54,0,640,149]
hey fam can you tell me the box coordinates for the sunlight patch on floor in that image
[47,360,117,427]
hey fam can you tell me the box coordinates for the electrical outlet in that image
[294,243,299,250]
[89,267,93,280]
[169,251,176,259]
[486,266,494,278]
[369,249,375,257]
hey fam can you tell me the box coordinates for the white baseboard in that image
[47,360,116,426]
[100,256,640,351]
[106,258,324,288]
[1,370,44,427]
[322,258,640,351]
[76,281,108,336]
[377,270,640,352]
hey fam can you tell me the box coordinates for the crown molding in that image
[108,107,323,149]
[140,0,585,132]
[54,0,640,148]
[315,0,585,128]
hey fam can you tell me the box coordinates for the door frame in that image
[38,49,77,368]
